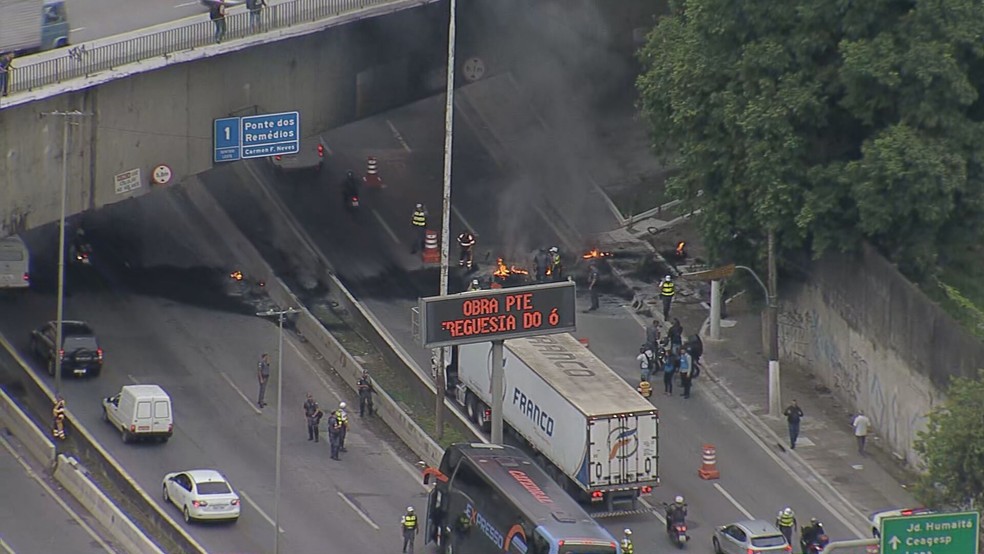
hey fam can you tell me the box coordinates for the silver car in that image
[713,519,791,554]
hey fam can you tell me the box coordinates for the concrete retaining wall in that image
[0,385,55,467]
[54,454,165,554]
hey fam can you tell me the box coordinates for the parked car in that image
[713,519,791,554]
[162,469,240,523]
[268,136,325,173]
[30,320,103,377]
[102,385,173,443]
[0,235,30,289]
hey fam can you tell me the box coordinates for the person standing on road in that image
[256,353,271,408]
[663,345,679,396]
[659,275,676,319]
[678,346,693,399]
[645,319,661,351]
[410,203,428,254]
[246,0,266,32]
[401,506,419,553]
[303,393,321,442]
[52,395,67,440]
[587,261,600,311]
[784,400,804,450]
[334,402,350,452]
[357,370,376,417]
[620,529,634,554]
[776,507,797,545]
[328,413,343,460]
[637,344,655,385]
[852,411,871,455]
[668,318,684,348]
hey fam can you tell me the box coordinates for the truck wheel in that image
[713,537,722,554]
[121,428,132,443]
[465,393,478,423]
[476,401,490,431]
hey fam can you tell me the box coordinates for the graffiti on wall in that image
[779,305,931,464]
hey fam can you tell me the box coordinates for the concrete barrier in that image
[0,332,206,554]
[0,385,55,468]
[54,454,166,554]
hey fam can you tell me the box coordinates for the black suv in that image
[30,321,103,377]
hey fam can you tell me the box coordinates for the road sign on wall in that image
[240,111,300,159]
[214,117,241,162]
[419,281,577,348]
[880,511,979,554]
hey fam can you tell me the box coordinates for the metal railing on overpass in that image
[7,0,392,96]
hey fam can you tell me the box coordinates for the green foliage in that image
[914,370,984,509]
[636,0,984,276]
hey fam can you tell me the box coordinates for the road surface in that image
[66,0,208,44]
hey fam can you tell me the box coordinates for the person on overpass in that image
[457,230,476,270]
[410,203,428,254]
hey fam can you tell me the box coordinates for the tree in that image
[914,370,984,509]
[636,0,984,277]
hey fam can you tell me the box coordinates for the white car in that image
[162,469,240,523]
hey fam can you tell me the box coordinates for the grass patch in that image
[924,245,984,340]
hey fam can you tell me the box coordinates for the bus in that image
[423,443,621,554]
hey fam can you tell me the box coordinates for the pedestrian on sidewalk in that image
[783,400,804,450]
[659,275,676,319]
[256,353,271,408]
[662,345,679,396]
[852,411,871,455]
[209,1,227,43]
[304,393,321,442]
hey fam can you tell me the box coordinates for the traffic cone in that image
[422,230,440,264]
[363,156,384,188]
[698,444,720,480]
[637,381,652,398]
[578,338,590,348]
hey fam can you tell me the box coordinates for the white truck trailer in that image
[0,0,70,56]
[447,332,660,511]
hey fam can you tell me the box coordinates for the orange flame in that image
[230,270,244,281]
[582,248,613,260]
[493,258,530,278]
[675,241,686,256]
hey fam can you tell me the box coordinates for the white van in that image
[102,384,173,443]
[0,235,30,289]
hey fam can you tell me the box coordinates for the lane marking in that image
[239,490,285,533]
[371,209,402,245]
[337,492,380,530]
[174,1,198,7]
[0,537,14,554]
[0,435,115,553]
[451,205,475,234]
[386,120,412,153]
[127,374,140,384]
[219,371,263,414]
[713,483,755,520]
[639,497,667,524]
[69,27,86,33]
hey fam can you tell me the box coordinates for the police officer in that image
[548,247,563,281]
[533,248,549,282]
[660,275,676,319]
[334,402,349,452]
[457,230,476,269]
[454,510,471,547]
[401,506,418,553]
[410,203,428,254]
[52,396,67,440]
[327,412,343,460]
[467,278,481,292]
[357,371,375,417]
[620,529,634,554]
[587,260,600,311]
[303,393,320,442]
[776,507,797,545]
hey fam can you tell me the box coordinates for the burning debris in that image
[491,257,531,288]
[582,248,614,260]
[674,241,687,259]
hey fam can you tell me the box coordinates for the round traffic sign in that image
[152,164,173,185]
[462,57,486,82]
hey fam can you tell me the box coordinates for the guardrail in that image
[7,0,395,95]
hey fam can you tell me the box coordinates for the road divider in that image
[0,384,54,468]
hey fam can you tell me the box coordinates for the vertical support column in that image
[491,340,504,445]
[767,230,781,416]
[709,279,722,340]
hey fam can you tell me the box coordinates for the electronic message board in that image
[419,281,577,348]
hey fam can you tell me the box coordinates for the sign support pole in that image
[710,279,722,340]
[491,340,504,444]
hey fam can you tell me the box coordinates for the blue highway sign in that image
[241,111,300,159]
[214,117,241,163]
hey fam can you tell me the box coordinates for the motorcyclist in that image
[457,231,476,269]
[342,170,360,210]
[800,518,826,553]
[71,227,91,261]
[665,495,688,534]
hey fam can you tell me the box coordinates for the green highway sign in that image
[881,511,979,554]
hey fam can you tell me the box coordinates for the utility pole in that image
[434,0,458,441]
[766,229,780,416]
[41,109,92,397]
[256,306,300,554]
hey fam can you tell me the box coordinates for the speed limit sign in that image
[462,57,486,82]
[152,164,173,185]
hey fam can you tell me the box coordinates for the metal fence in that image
[8,0,389,95]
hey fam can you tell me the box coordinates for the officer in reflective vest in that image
[410,204,428,254]
[401,506,418,553]
[621,529,634,554]
[52,396,67,440]
[335,403,349,452]
[660,275,676,319]
[776,507,797,545]
[457,230,476,269]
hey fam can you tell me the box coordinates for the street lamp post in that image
[434,0,458,440]
[41,109,92,397]
[735,252,781,416]
[256,306,300,554]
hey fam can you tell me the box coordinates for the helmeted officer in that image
[660,274,676,319]
[410,203,428,253]
[548,246,563,281]
[620,529,634,554]
[776,506,797,545]
[401,506,419,553]
[457,230,476,269]
[52,396,67,440]
[334,402,349,452]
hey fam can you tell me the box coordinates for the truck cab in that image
[41,0,70,50]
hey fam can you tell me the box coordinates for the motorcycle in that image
[804,534,830,554]
[662,503,690,548]
[346,193,360,211]
[69,240,92,265]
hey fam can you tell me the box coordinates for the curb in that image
[0,385,55,468]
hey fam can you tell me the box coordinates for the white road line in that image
[639,498,667,524]
[174,1,198,7]
[127,374,140,384]
[386,120,412,153]
[219,371,263,414]
[0,435,115,553]
[239,490,285,533]
[371,209,402,245]
[337,492,380,530]
[69,27,86,33]
[451,205,475,234]
[713,483,755,520]
[0,537,14,554]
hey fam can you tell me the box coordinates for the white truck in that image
[446,333,660,511]
[0,0,70,56]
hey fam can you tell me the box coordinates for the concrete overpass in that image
[0,0,450,236]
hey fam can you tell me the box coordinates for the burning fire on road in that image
[581,248,614,260]
[491,257,531,289]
